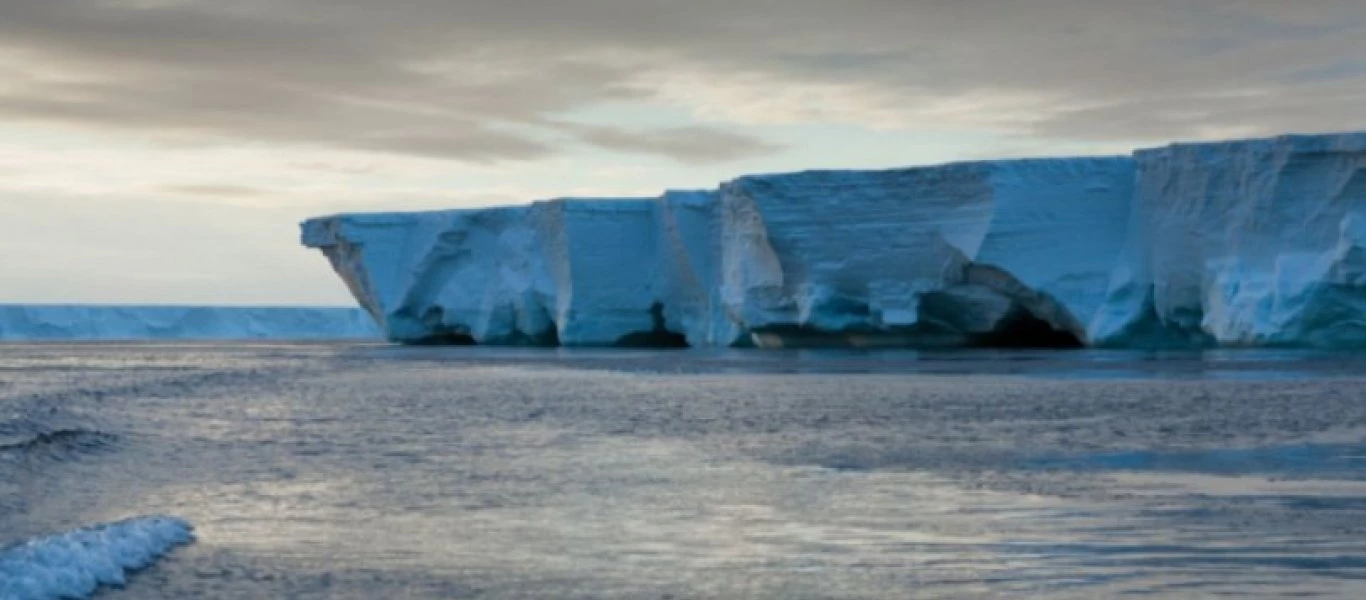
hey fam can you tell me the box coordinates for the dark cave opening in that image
[400,306,479,345]
[613,302,690,348]
[405,331,477,345]
[971,310,1084,349]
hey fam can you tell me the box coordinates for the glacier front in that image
[1090,134,1366,348]
[302,132,1366,349]
[0,305,381,341]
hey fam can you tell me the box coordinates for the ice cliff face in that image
[1091,133,1366,347]
[719,160,1136,347]
[303,132,1366,349]
[0,305,380,341]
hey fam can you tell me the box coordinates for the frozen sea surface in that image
[3,343,1366,598]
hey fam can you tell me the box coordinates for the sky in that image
[2,0,1365,306]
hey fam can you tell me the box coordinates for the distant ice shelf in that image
[0,305,381,341]
[302,132,1366,349]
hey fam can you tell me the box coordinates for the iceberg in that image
[0,305,380,341]
[1090,134,1366,348]
[0,516,193,600]
[302,132,1366,349]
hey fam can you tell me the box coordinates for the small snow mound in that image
[0,515,193,600]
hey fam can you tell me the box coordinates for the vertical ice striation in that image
[303,198,682,346]
[718,159,1134,347]
[303,132,1366,349]
[1090,133,1366,348]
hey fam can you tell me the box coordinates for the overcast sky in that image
[2,0,1364,305]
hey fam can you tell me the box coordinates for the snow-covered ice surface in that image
[303,132,1366,348]
[0,516,193,600]
[0,305,380,341]
[4,343,1366,598]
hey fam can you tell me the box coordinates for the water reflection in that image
[1033,443,1366,476]
[340,344,1366,380]
[3,343,1366,598]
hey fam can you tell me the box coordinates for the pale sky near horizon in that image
[2,0,1365,306]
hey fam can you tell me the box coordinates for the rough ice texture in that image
[1090,134,1366,348]
[0,305,380,341]
[0,516,193,600]
[303,132,1366,349]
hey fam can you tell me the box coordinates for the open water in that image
[3,343,1366,598]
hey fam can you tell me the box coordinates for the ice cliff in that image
[302,132,1366,349]
[0,305,381,341]
[1091,134,1366,348]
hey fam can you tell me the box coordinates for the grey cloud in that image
[0,0,682,161]
[0,0,1364,161]
[564,123,784,164]
[159,184,271,197]
[286,161,379,175]
[0,69,560,161]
